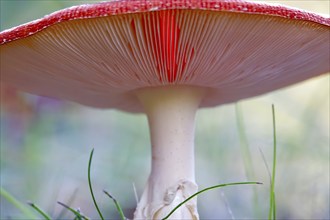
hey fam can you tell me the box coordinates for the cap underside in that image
[1,8,329,112]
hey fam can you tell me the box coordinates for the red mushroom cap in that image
[1,0,329,112]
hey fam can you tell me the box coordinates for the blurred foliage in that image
[1,0,329,219]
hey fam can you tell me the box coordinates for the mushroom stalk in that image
[134,86,206,219]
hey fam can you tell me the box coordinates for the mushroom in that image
[0,0,329,219]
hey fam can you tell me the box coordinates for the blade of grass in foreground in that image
[162,181,262,220]
[103,190,126,220]
[0,187,37,219]
[56,188,78,219]
[235,103,259,216]
[88,148,104,220]
[269,104,277,220]
[88,148,105,220]
[235,103,256,180]
[57,201,90,220]
[27,202,52,220]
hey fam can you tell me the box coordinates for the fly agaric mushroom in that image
[0,0,329,219]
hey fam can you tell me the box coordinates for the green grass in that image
[161,181,262,220]
[88,148,126,220]
[235,103,256,180]
[235,103,278,220]
[57,201,90,220]
[0,187,37,219]
[103,190,126,220]
[87,149,261,220]
[55,188,79,219]
[269,104,277,219]
[235,103,260,216]
[1,104,279,219]
[27,202,51,220]
[87,148,105,220]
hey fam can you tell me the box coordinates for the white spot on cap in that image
[149,7,159,11]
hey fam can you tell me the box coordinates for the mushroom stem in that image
[134,86,206,219]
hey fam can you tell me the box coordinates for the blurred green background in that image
[0,0,329,219]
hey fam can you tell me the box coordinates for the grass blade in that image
[103,190,126,220]
[235,103,259,216]
[162,181,262,220]
[0,187,37,219]
[220,191,235,219]
[235,103,256,180]
[57,201,90,220]
[27,202,52,220]
[88,148,105,220]
[55,188,78,219]
[132,182,139,205]
[268,104,277,220]
[259,147,272,183]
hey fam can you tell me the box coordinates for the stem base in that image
[134,179,199,219]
